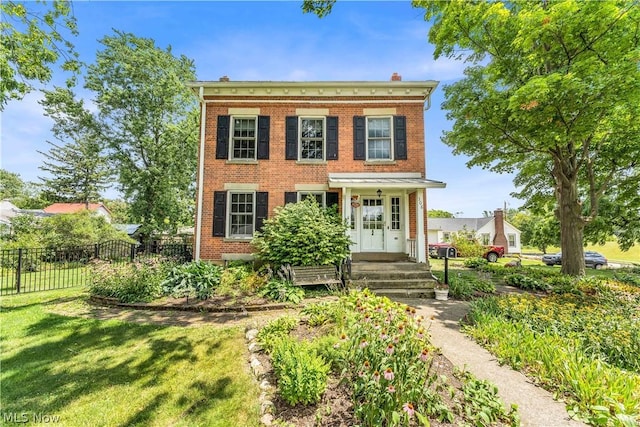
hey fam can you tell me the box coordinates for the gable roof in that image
[43,203,111,215]
[428,217,493,232]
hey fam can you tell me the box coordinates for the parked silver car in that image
[541,251,608,269]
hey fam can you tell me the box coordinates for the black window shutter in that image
[213,191,227,236]
[284,192,298,204]
[394,115,407,160]
[326,192,339,208]
[216,116,230,159]
[285,116,298,160]
[353,116,366,160]
[326,116,338,160]
[255,192,268,232]
[257,116,270,159]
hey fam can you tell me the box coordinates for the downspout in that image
[194,86,206,261]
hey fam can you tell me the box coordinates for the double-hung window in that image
[367,117,392,160]
[299,191,326,206]
[300,117,325,160]
[229,192,254,237]
[231,117,257,160]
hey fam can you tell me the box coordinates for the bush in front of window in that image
[252,198,351,267]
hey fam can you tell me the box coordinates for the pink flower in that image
[380,329,389,340]
[340,333,348,341]
[385,344,394,355]
[402,402,415,417]
[363,360,371,369]
[358,370,365,378]
[359,339,368,349]
[416,328,425,339]
[373,370,380,382]
[387,385,396,393]
[384,368,394,381]
[420,348,429,362]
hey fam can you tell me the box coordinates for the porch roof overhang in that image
[328,173,446,190]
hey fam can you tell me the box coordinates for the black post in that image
[130,244,136,262]
[94,243,100,260]
[16,248,22,293]
[444,254,449,285]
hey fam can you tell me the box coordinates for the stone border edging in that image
[88,295,294,313]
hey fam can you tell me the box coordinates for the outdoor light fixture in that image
[377,189,382,198]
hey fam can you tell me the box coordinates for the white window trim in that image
[507,233,517,247]
[365,116,394,161]
[298,116,326,161]
[227,191,256,239]
[229,115,258,161]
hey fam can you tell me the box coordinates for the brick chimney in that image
[219,75,230,82]
[390,72,402,81]
[493,209,509,253]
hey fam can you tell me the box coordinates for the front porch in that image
[328,172,445,264]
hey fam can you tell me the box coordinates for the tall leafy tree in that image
[413,0,640,275]
[0,0,79,109]
[427,209,455,218]
[0,169,25,200]
[84,31,198,238]
[38,88,111,205]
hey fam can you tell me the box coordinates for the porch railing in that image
[407,238,417,262]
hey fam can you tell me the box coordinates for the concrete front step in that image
[348,261,437,298]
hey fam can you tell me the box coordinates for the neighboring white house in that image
[427,209,521,254]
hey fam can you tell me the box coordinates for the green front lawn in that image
[0,288,260,426]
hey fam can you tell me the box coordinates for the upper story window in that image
[286,116,338,161]
[216,115,270,161]
[367,117,392,160]
[231,117,257,160]
[299,191,326,206]
[353,115,407,161]
[300,118,325,161]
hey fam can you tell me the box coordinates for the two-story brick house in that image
[188,74,445,264]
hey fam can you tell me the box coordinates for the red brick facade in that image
[190,80,440,261]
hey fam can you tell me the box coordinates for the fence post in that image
[16,248,22,293]
[94,243,100,260]
[130,244,136,262]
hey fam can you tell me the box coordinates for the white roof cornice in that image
[188,80,439,100]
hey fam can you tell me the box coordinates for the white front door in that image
[361,198,384,251]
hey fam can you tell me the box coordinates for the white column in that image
[342,187,351,234]
[416,189,426,263]
[403,190,410,254]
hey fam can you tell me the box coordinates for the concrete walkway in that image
[396,297,587,427]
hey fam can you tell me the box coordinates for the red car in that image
[428,242,505,263]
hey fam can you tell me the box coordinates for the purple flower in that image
[373,370,380,382]
[385,344,394,355]
[402,402,415,417]
[420,348,429,362]
[387,385,396,393]
[384,368,394,381]
[359,339,368,349]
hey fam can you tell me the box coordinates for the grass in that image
[0,288,260,426]
[525,241,639,264]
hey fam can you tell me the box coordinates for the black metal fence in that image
[0,239,192,296]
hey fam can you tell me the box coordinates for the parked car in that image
[428,242,505,263]
[541,251,608,269]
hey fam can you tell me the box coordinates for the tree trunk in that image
[555,167,585,276]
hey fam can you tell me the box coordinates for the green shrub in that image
[464,257,488,269]
[613,271,640,287]
[216,264,265,297]
[301,301,345,327]
[252,198,351,267]
[259,279,305,303]
[257,316,298,352]
[504,273,549,291]
[271,338,330,406]
[161,261,223,300]
[90,259,165,303]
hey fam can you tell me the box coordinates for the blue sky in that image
[1,0,521,217]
